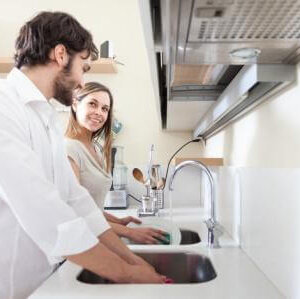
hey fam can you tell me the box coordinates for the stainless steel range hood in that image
[140,0,300,133]
[193,64,296,138]
[164,0,300,66]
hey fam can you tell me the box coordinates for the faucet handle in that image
[204,219,224,248]
[213,223,224,238]
[205,219,223,234]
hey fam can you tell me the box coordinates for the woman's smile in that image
[88,116,103,127]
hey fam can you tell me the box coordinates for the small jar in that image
[141,195,157,212]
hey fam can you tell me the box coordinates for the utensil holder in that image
[150,189,164,209]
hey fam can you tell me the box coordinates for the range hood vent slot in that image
[189,0,300,42]
[170,85,224,102]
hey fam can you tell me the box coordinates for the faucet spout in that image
[168,160,222,248]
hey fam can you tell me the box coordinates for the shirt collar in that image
[7,67,48,104]
[7,67,57,127]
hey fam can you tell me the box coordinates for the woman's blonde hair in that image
[65,82,113,173]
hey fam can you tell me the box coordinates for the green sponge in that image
[155,232,171,245]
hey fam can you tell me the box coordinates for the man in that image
[0,11,164,299]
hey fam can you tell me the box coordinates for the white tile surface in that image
[240,168,300,299]
[215,167,241,244]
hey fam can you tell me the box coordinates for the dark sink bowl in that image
[179,229,201,245]
[77,251,217,284]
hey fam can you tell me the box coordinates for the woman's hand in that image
[126,264,166,284]
[103,212,141,225]
[120,216,141,226]
[127,227,169,244]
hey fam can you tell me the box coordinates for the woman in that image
[65,82,167,244]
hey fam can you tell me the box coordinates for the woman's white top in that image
[65,138,112,210]
[0,68,110,299]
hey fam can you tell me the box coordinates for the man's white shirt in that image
[0,68,110,299]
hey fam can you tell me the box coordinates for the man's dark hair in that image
[14,11,99,68]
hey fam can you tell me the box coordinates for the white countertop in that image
[29,208,284,299]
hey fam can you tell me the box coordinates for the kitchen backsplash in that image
[238,167,300,299]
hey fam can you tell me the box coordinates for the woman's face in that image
[73,91,110,132]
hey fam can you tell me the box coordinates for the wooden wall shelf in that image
[0,57,118,74]
[90,58,118,73]
[0,58,12,73]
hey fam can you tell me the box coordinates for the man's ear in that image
[49,44,68,68]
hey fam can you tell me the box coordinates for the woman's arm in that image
[68,157,81,181]
[104,212,141,225]
[103,211,123,224]
[108,222,169,244]
[67,152,140,226]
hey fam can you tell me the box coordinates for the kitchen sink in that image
[179,229,201,245]
[77,251,217,284]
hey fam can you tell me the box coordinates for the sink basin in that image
[77,251,217,284]
[179,229,201,245]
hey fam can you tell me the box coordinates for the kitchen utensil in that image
[151,164,162,188]
[157,178,165,190]
[132,168,146,184]
[147,144,154,181]
[149,177,157,189]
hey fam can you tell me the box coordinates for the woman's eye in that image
[89,102,96,107]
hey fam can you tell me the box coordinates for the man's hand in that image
[120,216,142,226]
[127,227,169,244]
[67,241,165,284]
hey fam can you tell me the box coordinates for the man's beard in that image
[53,58,77,106]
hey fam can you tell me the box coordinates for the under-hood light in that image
[230,48,261,60]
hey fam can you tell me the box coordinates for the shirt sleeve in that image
[0,107,108,265]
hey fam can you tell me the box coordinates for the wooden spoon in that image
[132,168,146,184]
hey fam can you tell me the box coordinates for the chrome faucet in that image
[169,160,223,248]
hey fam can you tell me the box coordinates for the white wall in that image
[201,64,300,298]
[0,0,202,166]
